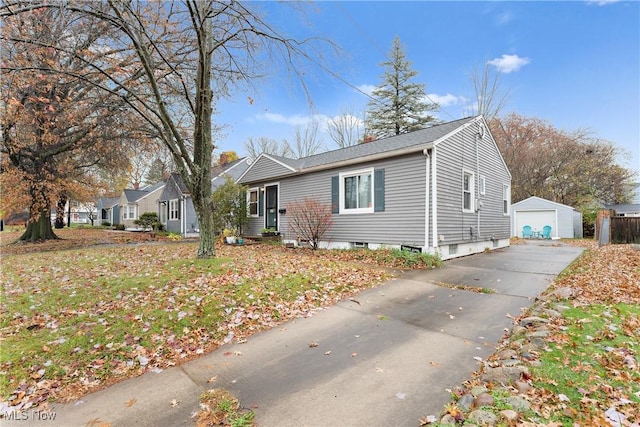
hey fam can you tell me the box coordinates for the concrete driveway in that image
[43,241,583,427]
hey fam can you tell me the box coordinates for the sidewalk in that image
[6,241,583,427]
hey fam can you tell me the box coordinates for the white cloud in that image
[356,84,376,96]
[426,93,466,107]
[496,11,514,25]
[256,112,337,131]
[487,54,531,73]
[586,0,619,5]
[257,112,312,127]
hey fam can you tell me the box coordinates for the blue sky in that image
[216,1,639,177]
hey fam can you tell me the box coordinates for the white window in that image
[479,175,486,196]
[169,199,180,220]
[247,188,259,217]
[463,171,474,212]
[159,203,167,224]
[503,184,510,215]
[340,168,373,214]
[123,204,136,220]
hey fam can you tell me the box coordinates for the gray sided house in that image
[159,158,251,237]
[118,181,165,230]
[606,204,640,217]
[96,197,120,225]
[238,116,512,260]
[511,196,583,239]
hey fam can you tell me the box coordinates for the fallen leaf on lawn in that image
[420,415,437,425]
[125,398,137,408]
[86,419,111,427]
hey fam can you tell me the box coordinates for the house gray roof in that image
[159,157,251,200]
[123,189,150,203]
[271,116,476,172]
[512,196,577,211]
[96,197,120,209]
[169,173,190,194]
[123,181,166,203]
[212,157,251,190]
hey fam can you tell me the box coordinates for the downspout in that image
[476,127,481,240]
[432,147,438,249]
[423,147,431,253]
[182,197,186,238]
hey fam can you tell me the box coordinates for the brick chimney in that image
[219,153,228,166]
[133,182,140,190]
[363,135,376,143]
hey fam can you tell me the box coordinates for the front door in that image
[265,184,278,230]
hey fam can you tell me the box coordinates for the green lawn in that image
[0,237,440,410]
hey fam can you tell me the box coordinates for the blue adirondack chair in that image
[542,225,552,239]
[522,225,532,238]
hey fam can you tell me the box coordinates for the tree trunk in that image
[194,196,215,258]
[190,1,215,259]
[54,195,66,229]
[20,206,57,242]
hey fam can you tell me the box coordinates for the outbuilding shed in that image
[511,196,583,239]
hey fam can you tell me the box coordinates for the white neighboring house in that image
[50,200,98,226]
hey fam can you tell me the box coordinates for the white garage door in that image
[515,210,557,238]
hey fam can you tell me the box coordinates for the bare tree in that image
[326,106,364,148]
[468,62,510,121]
[2,1,330,257]
[244,136,293,159]
[284,119,325,159]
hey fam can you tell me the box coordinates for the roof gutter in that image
[292,140,438,177]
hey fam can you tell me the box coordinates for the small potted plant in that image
[261,227,278,237]
[222,228,236,244]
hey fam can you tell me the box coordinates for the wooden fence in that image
[610,216,640,244]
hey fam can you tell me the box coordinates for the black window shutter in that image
[331,176,339,214]
[374,169,385,212]
[258,190,264,217]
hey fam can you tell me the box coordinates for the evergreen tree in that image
[144,157,171,185]
[365,36,438,139]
